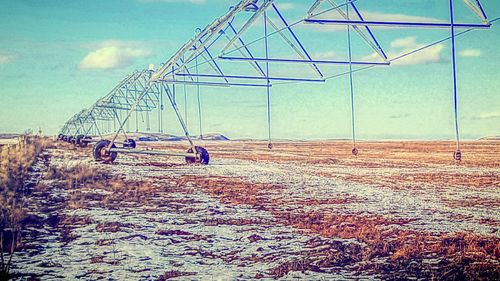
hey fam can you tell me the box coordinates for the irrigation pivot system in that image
[59,0,494,164]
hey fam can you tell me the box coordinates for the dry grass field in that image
[6,139,500,280]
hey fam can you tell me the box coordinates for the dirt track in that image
[12,140,500,280]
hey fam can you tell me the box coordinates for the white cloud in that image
[276,3,295,11]
[312,51,337,59]
[390,37,417,48]
[389,113,410,119]
[470,112,500,120]
[364,36,444,66]
[79,40,151,70]
[391,44,444,66]
[459,49,481,57]
[0,54,15,65]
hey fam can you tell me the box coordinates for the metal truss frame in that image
[59,0,493,163]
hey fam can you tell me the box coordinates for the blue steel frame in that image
[305,0,490,159]
[60,0,493,161]
[450,0,460,156]
[304,19,491,29]
[218,56,389,66]
[346,0,356,154]
[349,2,387,60]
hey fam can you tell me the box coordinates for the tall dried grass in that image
[46,162,102,188]
[46,162,105,210]
[0,135,48,278]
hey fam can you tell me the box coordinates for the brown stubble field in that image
[10,140,500,280]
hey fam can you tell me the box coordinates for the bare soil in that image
[10,140,500,280]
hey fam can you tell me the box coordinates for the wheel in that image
[352,147,358,156]
[268,143,273,150]
[185,146,209,165]
[58,134,63,140]
[93,140,118,163]
[75,135,87,148]
[454,150,462,161]
[62,136,68,142]
[76,135,91,148]
[69,137,76,144]
[123,138,136,149]
[82,136,92,148]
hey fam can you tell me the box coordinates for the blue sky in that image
[0,0,499,140]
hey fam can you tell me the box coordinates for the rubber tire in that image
[123,138,137,149]
[58,134,63,140]
[80,136,92,148]
[76,135,86,147]
[352,147,359,156]
[185,146,209,165]
[93,140,117,163]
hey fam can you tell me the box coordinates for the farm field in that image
[2,0,499,280]
[10,140,500,280]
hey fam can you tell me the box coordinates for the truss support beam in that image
[349,2,387,60]
[227,22,266,77]
[304,19,491,29]
[152,0,258,81]
[450,0,461,155]
[346,0,357,153]
[219,56,389,66]
[271,3,323,78]
[174,73,325,83]
[221,0,275,55]
[463,0,488,21]
[474,0,488,20]
[264,3,272,149]
[160,79,271,88]
[308,0,387,61]
[163,84,194,147]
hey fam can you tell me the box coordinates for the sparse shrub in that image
[46,162,102,189]
[45,162,106,211]
[156,271,196,280]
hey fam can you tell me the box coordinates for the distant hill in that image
[0,133,20,139]
[110,132,230,142]
[194,133,229,141]
[478,136,500,141]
